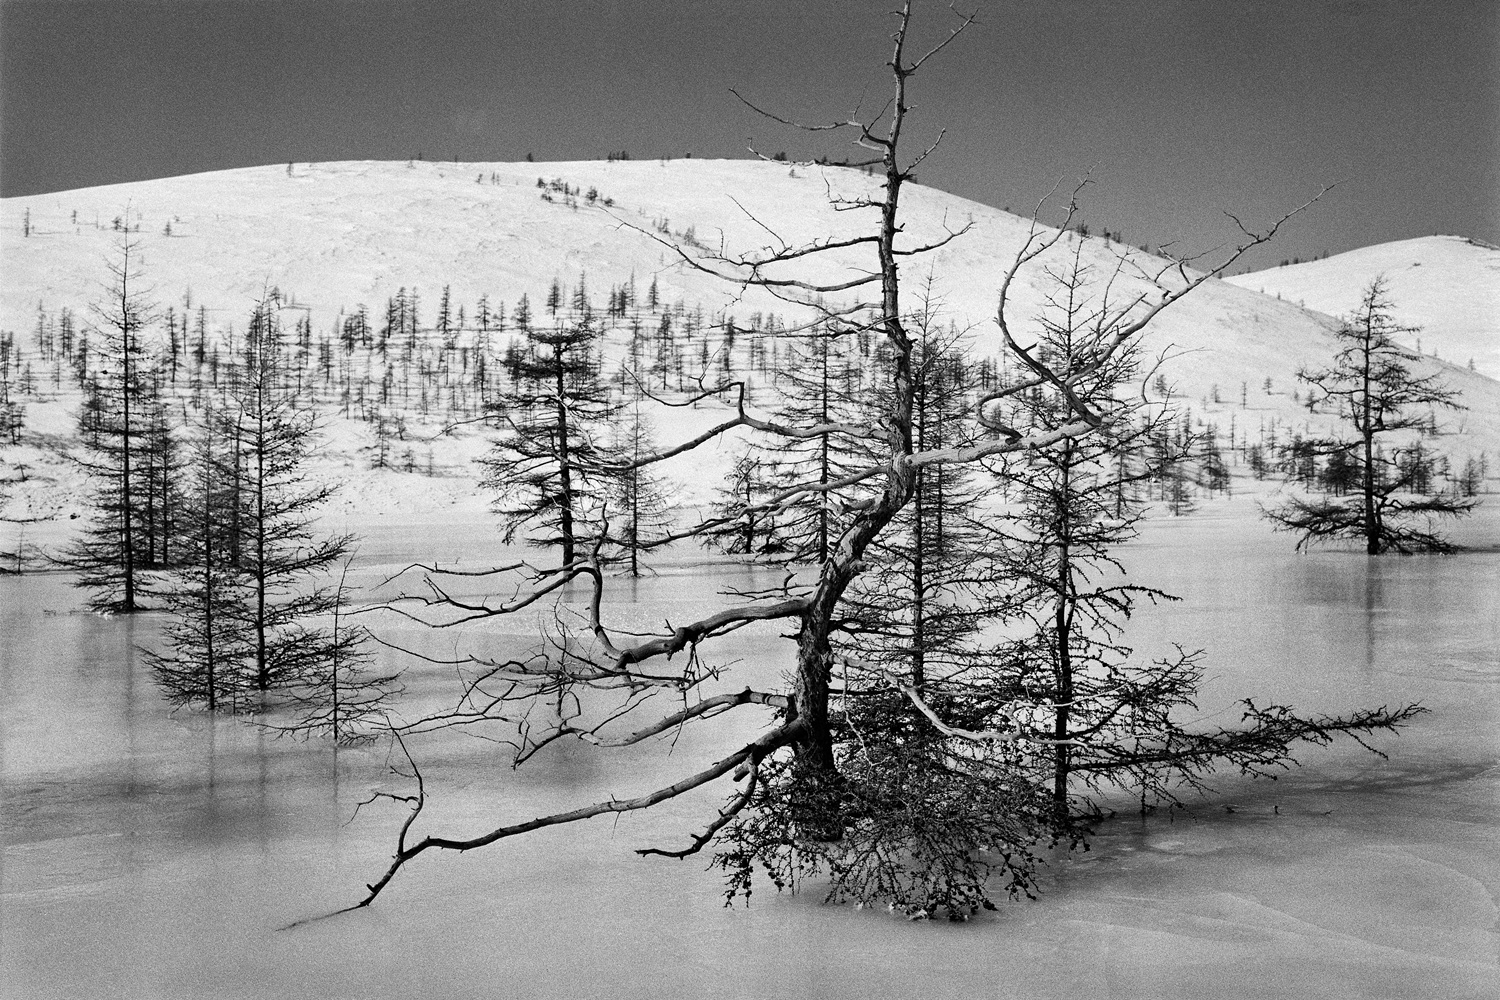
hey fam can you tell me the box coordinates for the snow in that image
[4,159,1499,534]
[2,162,1496,430]
[1227,236,1500,379]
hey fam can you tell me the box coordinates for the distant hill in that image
[1227,236,1500,379]
[3,160,1497,530]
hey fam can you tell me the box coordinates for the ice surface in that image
[3,507,1497,999]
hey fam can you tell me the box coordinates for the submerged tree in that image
[272,563,397,743]
[478,317,620,564]
[58,236,165,612]
[756,318,869,565]
[147,396,255,710]
[134,392,188,570]
[225,300,359,694]
[983,241,1421,827]
[320,2,1402,924]
[703,446,787,558]
[152,299,361,712]
[605,403,675,577]
[1263,278,1475,553]
[736,302,1043,917]
[842,305,984,690]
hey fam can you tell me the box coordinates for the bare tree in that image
[328,1,1329,920]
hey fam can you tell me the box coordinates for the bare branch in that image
[339,719,807,911]
[637,757,761,859]
[903,4,980,74]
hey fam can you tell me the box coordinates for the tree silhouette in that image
[757,319,869,565]
[984,242,1417,826]
[606,402,674,577]
[147,395,255,711]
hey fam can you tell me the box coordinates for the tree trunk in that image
[120,288,136,612]
[1052,445,1075,814]
[554,350,575,565]
[1361,327,1379,554]
[256,406,269,690]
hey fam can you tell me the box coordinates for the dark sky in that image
[3,0,1496,272]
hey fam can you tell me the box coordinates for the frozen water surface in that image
[3,510,1497,999]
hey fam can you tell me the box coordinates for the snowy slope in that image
[3,160,1498,536]
[1226,236,1500,378]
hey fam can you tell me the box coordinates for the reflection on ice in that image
[2,511,1497,999]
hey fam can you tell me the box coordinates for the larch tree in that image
[0,331,26,447]
[59,235,165,613]
[323,1,1382,922]
[1263,277,1475,553]
[981,240,1419,828]
[272,561,398,744]
[151,365,387,733]
[220,298,358,696]
[746,300,1038,916]
[147,394,256,711]
[478,316,620,565]
[703,445,788,558]
[134,390,188,571]
[757,317,869,565]
[840,291,988,692]
[606,401,675,577]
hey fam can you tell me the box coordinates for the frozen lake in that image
[2,509,1497,999]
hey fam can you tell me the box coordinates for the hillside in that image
[2,160,1498,544]
[1227,235,1500,378]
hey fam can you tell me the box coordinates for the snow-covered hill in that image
[1227,236,1500,378]
[3,160,1498,539]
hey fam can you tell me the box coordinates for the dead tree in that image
[329,1,1331,920]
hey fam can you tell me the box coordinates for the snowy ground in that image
[4,159,1499,539]
[4,160,1498,446]
[1227,236,1500,379]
